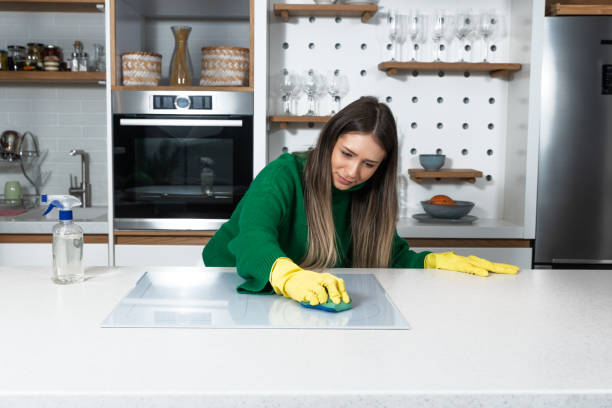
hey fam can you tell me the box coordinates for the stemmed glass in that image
[387,9,399,60]
[279,70,300,115]
[394,14,408,61]
[455,10,475,62]
[478,10,499,62]
[407,11,425,61]
[303,70,323,116]
[431,10,449,62]
[327,73,349,114]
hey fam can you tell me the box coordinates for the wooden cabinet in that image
[109,0,254,91]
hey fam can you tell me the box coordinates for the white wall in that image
[0,11,107,205]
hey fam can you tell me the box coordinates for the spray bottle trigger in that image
[43,203,56,217]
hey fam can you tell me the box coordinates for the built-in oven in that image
[112,91,253,230]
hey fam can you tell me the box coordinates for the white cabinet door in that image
[0,243,109,267]
[412,247,532,270]
[115,245,205,266]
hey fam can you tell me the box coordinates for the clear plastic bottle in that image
[42,194,84,284]
[52,219,84,284]
[200,157,214,197]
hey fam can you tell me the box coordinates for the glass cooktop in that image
[101,270,409,330]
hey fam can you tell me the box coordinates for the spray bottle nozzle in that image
[41,195,82,220]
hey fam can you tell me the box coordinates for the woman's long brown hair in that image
[301,96,398,269]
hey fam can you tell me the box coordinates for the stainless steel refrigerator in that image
[535,16,612,268]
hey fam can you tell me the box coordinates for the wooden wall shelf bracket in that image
[378,61,522,78]
[273,4,378,23]
[408,169,483,184]
[269,115,332,128]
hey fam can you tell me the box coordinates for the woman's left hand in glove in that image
[424,251,519,277]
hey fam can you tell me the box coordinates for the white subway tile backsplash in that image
[57,88,106,100]
[28,23,76,39]
[81,126,107,139]
[54,12,104,26]
[5,86,59,99]
[81,100,106,114]
[10,113,58,126]
[56,138,106,152]
[27,126,83,140]
[58,113,105,126]
[31,100,81,114]
[0,100,31,113]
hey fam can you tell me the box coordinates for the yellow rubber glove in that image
[424,252,519,277]
[269,257,351,305]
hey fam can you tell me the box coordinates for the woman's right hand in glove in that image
[269,257,351,305]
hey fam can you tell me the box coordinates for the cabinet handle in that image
[119,119,243,127]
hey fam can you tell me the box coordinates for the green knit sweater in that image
[202,152,429,293]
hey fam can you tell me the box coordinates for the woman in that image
[203,97,518,307]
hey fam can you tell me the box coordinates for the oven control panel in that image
[152,95,212,110]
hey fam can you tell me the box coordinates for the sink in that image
[14,206,107,222]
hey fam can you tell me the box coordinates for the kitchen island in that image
[0,266,611,407]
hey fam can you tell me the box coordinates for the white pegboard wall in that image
[268,0,527,221]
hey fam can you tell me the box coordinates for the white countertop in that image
[1,266,611,407]
[0,206,108,234]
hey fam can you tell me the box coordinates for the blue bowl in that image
[421,200,474,219]
[419,154,446,171]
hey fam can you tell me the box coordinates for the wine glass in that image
[327,73,349,114]
[455,10,475,62]
[395,14,408,61]
[279,70,299,115]
[387,9,399,60]
[430,9,448,62]
[478,10,499,62]
[302,70,323,116]
[407,11,425,61]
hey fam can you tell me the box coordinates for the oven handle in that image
[119,118,243,127]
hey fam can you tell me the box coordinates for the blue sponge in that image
[300,299,352,312]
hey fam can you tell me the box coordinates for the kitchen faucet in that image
[68,149,91,208]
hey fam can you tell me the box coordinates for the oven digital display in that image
[153,95,212,110]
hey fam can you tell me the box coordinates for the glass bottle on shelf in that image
[200,157,214,197]
[8,45,26,71]
[93,43,105,72]
[70,40,83,72]
[169,25,193,86]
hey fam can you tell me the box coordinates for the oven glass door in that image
[113,114,253,224]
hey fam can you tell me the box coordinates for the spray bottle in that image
[41,194,84,284]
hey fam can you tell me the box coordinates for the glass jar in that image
[0,50,7,71]
[7,45,25,71]
[43,45,60,71]
[79,52,89,72]
[25,42,44,71]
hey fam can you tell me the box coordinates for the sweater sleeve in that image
[390,230,430,268]
[226,159,298,294]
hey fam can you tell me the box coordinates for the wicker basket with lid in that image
[121,51,162,86]
[200,46,249,87]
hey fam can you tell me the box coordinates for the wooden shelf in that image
[0,0,104,12]
[0,71,106,84]
[269,115,332,128]
[273,3,378,23]
[111,85,253,92]
[378,61,522,78]
[408,169,484,184]
[547,3,612,15]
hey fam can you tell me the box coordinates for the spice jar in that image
[0,50,7,71]
[43,45,60,71]
[25,43,44,71]
[7,45,25,71]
